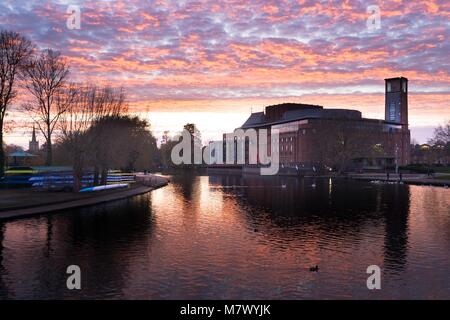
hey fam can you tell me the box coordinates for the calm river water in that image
[1,174,450,299]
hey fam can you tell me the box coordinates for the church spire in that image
[32,125,36,142]
[29,124,39,153]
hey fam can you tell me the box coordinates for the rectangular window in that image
[389,102,396,121]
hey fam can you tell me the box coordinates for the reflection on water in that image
[0,174,450,299]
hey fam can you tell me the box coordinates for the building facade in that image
[224,77,411,171]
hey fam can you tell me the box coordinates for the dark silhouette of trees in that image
[182,123,202,166]
[311,120,378,172]
[57,84,129,191]
[84,86,128,185]
[431,121,450,164]
[56,84,159,192]
[430,121,450,145]
[4,144,24,154]
[22,49,71,166]
[86,115,158,185]
[410,121,450,166]
[1,30,161,191]
[160,131,179,168]
[0,30,34,176]
[58,85,96,191]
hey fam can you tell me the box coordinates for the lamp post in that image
[395,143,399,174]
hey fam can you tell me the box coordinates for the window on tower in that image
[387,82,392,92]
[389,102,396,121]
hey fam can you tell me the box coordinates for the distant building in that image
[6,151,36,167]
[411,143,450,165]
[28,126,39,154]
[222,77,411,172]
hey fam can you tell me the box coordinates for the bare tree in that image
[23,49,70,166]
[0,30,33,176]
[311,120,382,173]
[57,84,128,190]
[87,86,128,185]
[58,84,95,191]
[430,121,450,145]
[92,86,127,118]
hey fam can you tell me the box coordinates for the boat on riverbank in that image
[1,166,136,190]
[80,184,129,193]
[0,174,169,221]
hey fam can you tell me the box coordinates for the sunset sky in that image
[1,0,449,147]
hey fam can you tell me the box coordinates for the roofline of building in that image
[385,77,408,81]
[240,116,407,129]
[264,102,324,109]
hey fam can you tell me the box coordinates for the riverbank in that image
[0,174,169,221]
[348,173,450,187]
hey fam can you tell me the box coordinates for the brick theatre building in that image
[233,77,411,171]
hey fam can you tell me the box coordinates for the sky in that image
[1,0,449,147]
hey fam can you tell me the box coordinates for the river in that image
[1,174,449,299]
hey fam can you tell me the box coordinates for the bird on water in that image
[309,265,319,272]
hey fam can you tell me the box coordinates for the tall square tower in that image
[385,77,408,125]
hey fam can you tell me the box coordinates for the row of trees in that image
[429,121,450,146]
[1,29,159,191]
[158,124,202,169]
[22,49,72,166]
[56,112,158,191]
[411,121,450,165]
[0,30,34,176]
[1,30,68,173]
